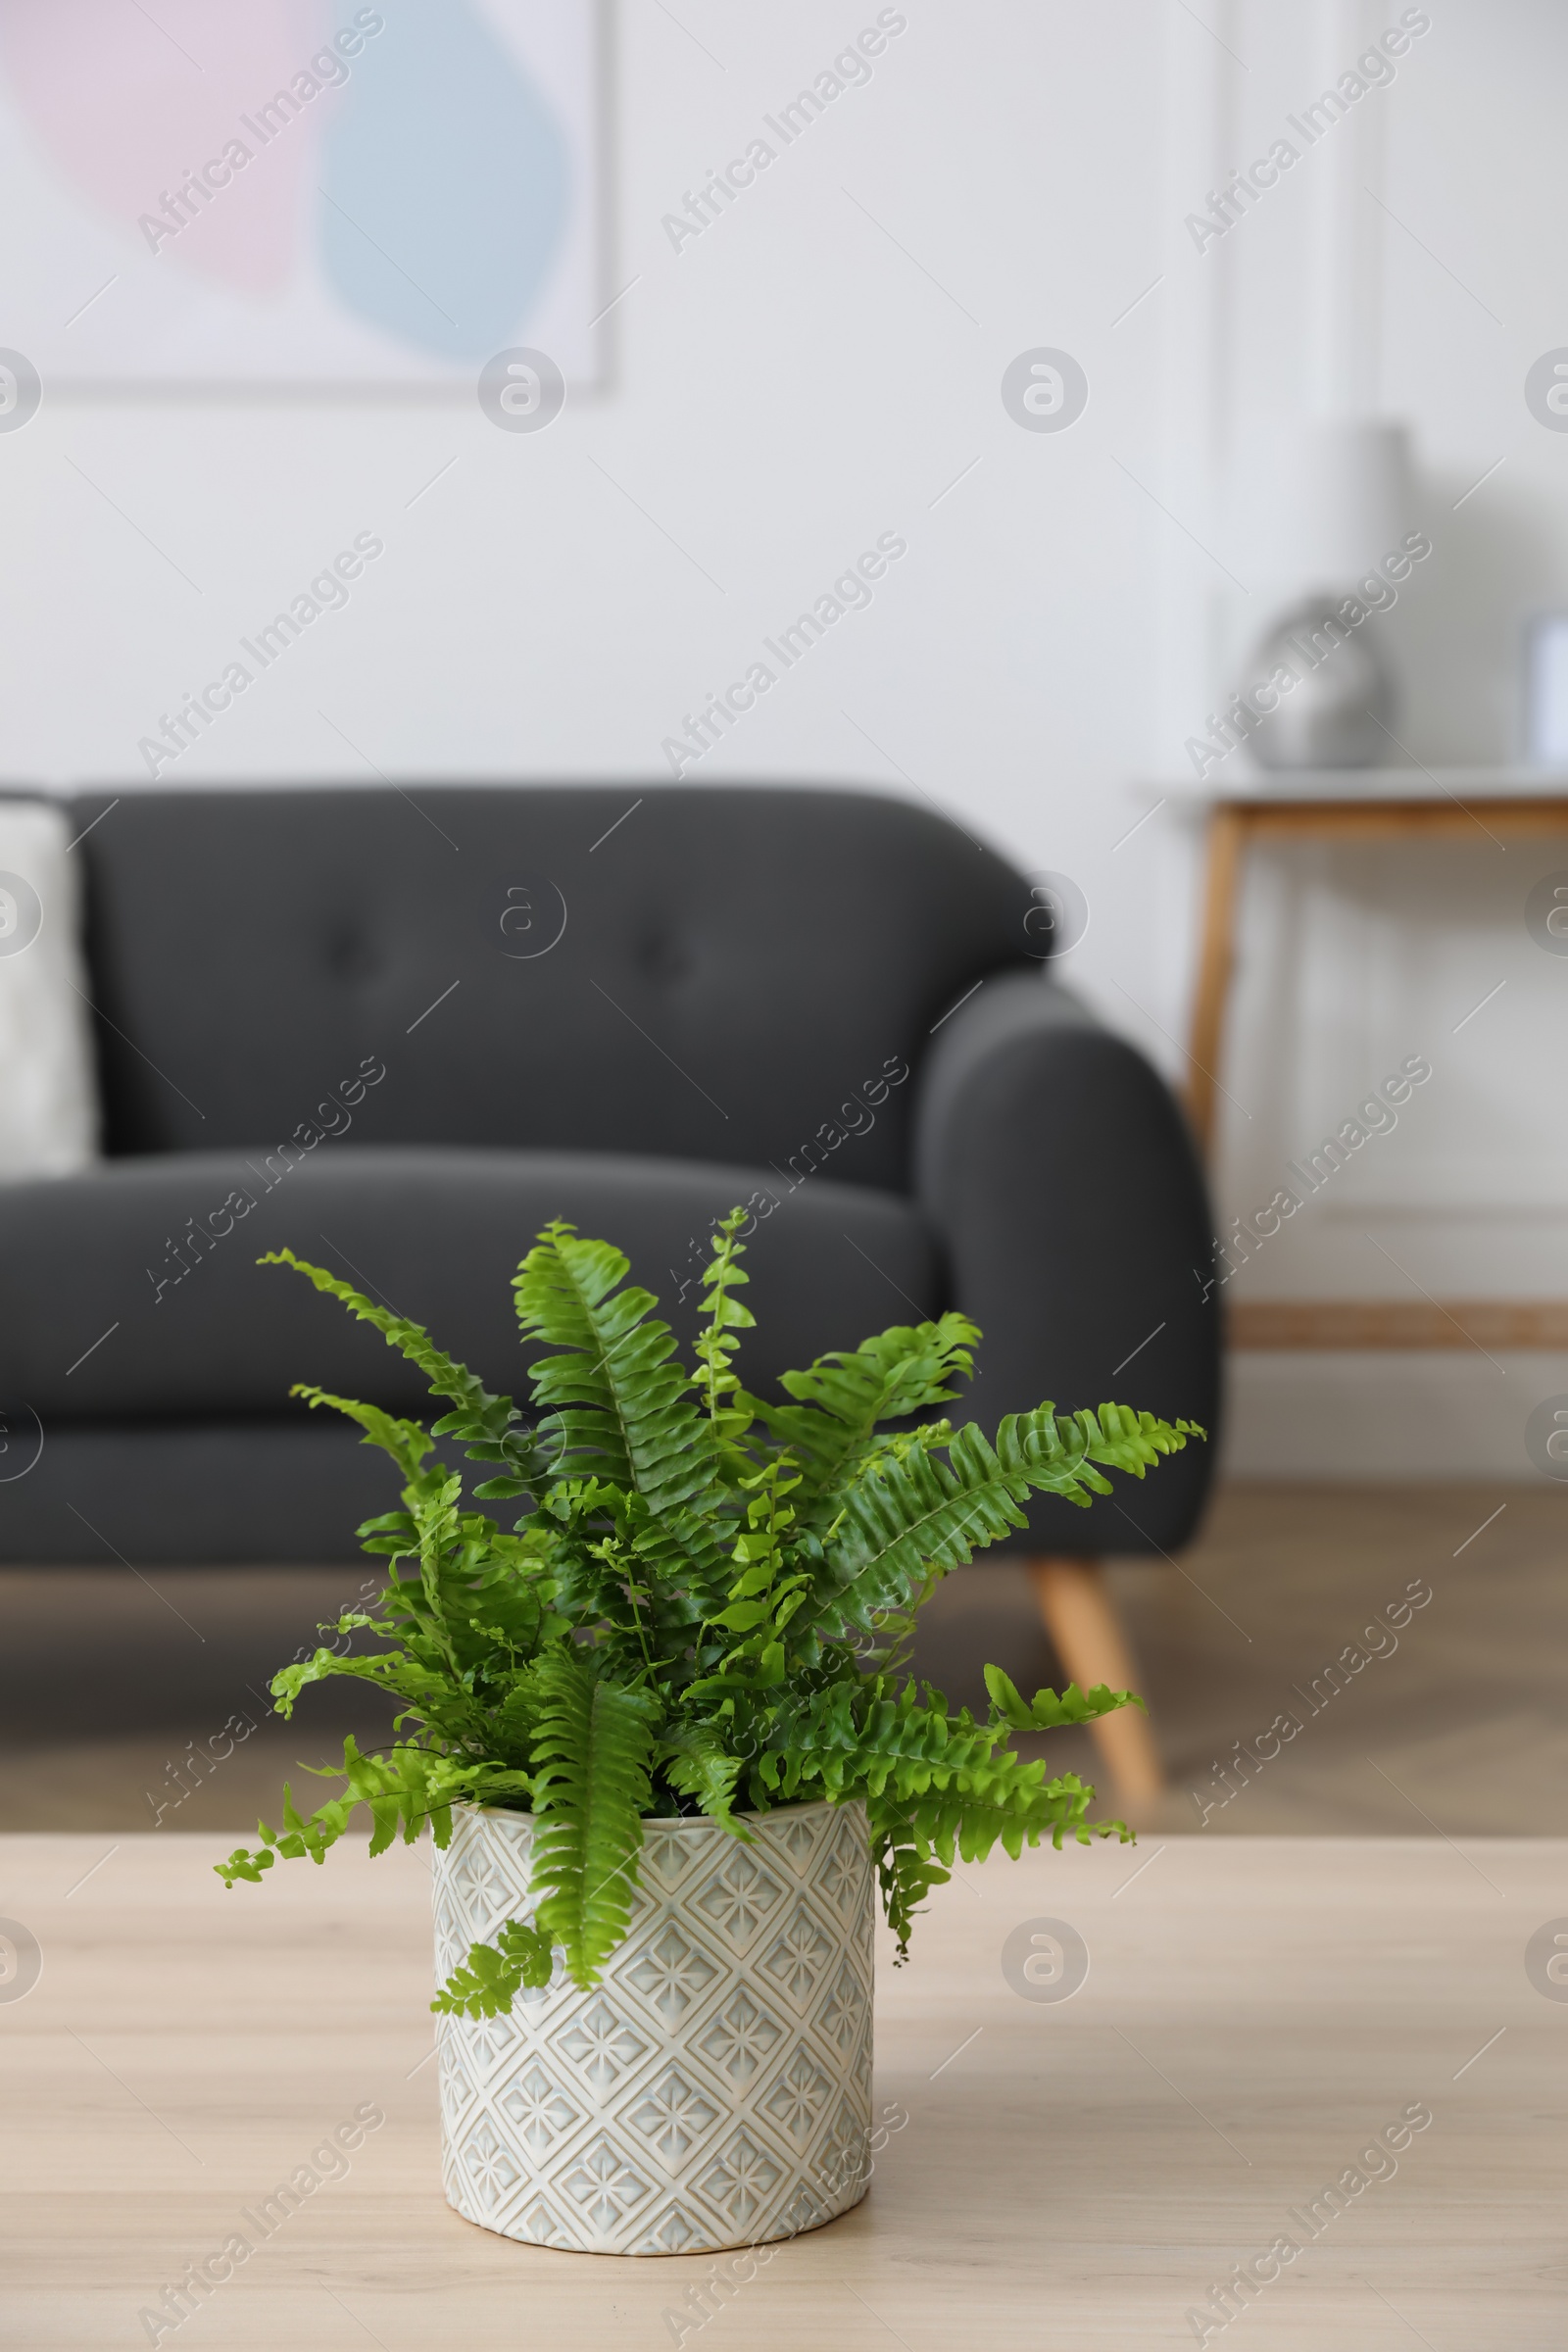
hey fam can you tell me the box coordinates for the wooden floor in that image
[3,1830,1563,2348]
[0,1484,1561,1838]
[913,1482,1567,1837]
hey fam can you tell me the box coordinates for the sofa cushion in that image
[0,1418,406,1567]
[4,1145,942,1422]
[67,784,1039,1186]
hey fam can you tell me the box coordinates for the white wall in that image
[1,0,1564,1477]
[1170,0,1568,1477]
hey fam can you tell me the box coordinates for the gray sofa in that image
[0,783,1219,1565]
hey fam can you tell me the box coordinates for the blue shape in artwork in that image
[319,0,571,362]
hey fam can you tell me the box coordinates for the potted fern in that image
[219,1210,1200,2256]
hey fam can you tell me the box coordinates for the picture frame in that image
[0,0,607,394]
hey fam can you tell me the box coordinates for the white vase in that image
[432,1797,875,2255]
[1246,592,1396,768]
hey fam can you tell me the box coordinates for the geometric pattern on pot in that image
[433,1799,875,2255]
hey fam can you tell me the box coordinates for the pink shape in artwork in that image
[0,0,334,292]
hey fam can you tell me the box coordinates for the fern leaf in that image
[872,1833,951,1961]
[260,1250,554,1489]
[658,1722,751,1838]
[876,1772,1133,1865]
[1024,1401,1205,1484]
[270,1643,463,1727]
[514,1225,714,1506]
[291,1385,431,1480]
[760,1680,1016,1806]
[515,1224,732,1594]
[983,1665,1145,1731]
[808,1429,1030,1637]
[807,1405,1197,1639]
[355,1507,422,1558]
[413,1471,465,1629]
[527,1647,661,1986]
[746,1313,980,1511]
[432,1918,555,2018]
[693,1207,756,1426]
[213,1738,534,1886]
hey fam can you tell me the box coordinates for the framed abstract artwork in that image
[0,0,605,390]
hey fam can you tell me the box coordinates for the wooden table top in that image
[2,1832,1563,2348]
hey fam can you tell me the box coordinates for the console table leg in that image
[1186,803,1248,1158]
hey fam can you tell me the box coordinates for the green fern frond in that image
[703,1457,808,1659]
[214,1737,536,1886]
[291,1384,432,1480]
[694,1207,756,1428]
[515,1222,733,1594]
[432,1918,555,2018]
[759,1679,986,1800]
[527,1647,662,1986]
[1060,1401,1205,1479]
[807,1429,1031,1638]
[514,1225,719,1506]
[872,1834,951,1960]
[260,1250,555,1492]
[983,1665,1145,1731]
[746,1313,980,1512]
[412,1471,465,1647]
[270,1643,468,1731]
[658,1720,751,1838]
[807,1404,1199,1639]
[875,1771,1133,1865]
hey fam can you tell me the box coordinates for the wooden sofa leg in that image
[1026,1557,1165,1806]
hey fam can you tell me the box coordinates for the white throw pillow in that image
[0,800,100,1177]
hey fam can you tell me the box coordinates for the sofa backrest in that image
[69,783,1041,1191]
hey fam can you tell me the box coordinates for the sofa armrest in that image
[912,969,1219,1554]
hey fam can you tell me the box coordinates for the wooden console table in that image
[2,1831,1562,2345]
[1168,769,1568,1349]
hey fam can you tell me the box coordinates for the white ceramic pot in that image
[432,1797,875,2255]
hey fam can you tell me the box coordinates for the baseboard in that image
[1230,1300,1568,1348]
[1221,1350,1568,1481]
